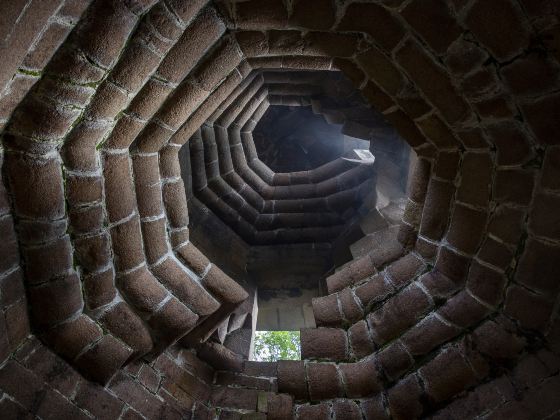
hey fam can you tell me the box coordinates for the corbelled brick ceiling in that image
[0,0,559,419]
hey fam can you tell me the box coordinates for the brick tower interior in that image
[1,0,560,419]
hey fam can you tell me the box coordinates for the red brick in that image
[333,400,361,420]
[307,362,343,400]
[367,284,432,346]
[446,204,487,255]
[297,403,330,419]
[529,192,560,241]
[36,388,90,420]
[395,37,469,124]
[401,314,460,357]
[401,0,461,53]
[477,237,514,270]
[438,290,490,328]
[504,286,554,331]
[0,360,45,408]
[419,179,454,241]
[289,0,335,30]
[110,371,166,418]
[311,294,343,326]
[356,46,405,95]
[301,328,347,361]
[210,386,258,410]
[445,37,488,76]
[521,92,560,146]
[387,375,424,419]
[348,320,375,359]
[277,360,307,399]
[4,298,30,351]
[501,53,560,96]
[542,146,560,190]
[487,124,534,167]
[467,261,507,306]
[516,238,560,294]
[338,359,382,398]
[27,273,83,327]
[464,0,530,61]
[338,3,404,50]
[74,380,125,419]
[377,341,414,381]
[419,347,477,403]
[487,205,525,245]
[457,152,492,206]
[110,217,145,272]
[493,169,535,205]
[472,320,525,360]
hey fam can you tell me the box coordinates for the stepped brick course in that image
[1,0,559,418]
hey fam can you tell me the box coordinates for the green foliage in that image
[252,331,301,362]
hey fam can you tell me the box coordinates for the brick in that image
[0,217,18,273]
[529,192,560,240]
[504,286,554,331]
[477,237,514,270]
[297,403,329,419]
[0,74,37,120]
[419,179,454,241]
[176,242,209,276]
[387,253,425,288]
[464,0,530,61]
[128,78,173,120]
[110,217,145,272]
[86,80,129,120]
[74,380,125,419]
[472,320,525,360]
[202,265,248,305]
[338,359,382,398]
[521,92,560,145]
[99,302,153,356]
[338,3,404,50]
[4,298,30,351]
[467,261,507,306]
[74,233,111,272]
[387,375,424,419]
[445,37,489,76]
[356,47,405,95]
[502,52,560,96]
[158,7,225,83]
[157,81,207,129]
[401,0,461,53]
[487,206,525,245]
[141,218,169,265]
[27,273,83,327]
[66,175,102,205]
[446,204,487,255]
[303,32,359,58]
[438,290,491,328]
[367,284,432,345]
[22,344,79,397]
[361,81,394,112]
[118,265,168,314]
[307,363,342,400]
[42,314,102,361]
[110,371,165,418]
[312,294,343,326]
[361,395,389,420]
[289,0,335,30]
[110,41,161,92]
[472,94,516,120]
[434,151,460,181]
[395,37,469,124]
[23,236,74,284]
[163,180,189,228]
[434,246,471,285]
[348,320,375,359]
[338,288,363,323]
[301,328,347,361]
[457,152,492,206]
[485,123,533,166]
[235,0,288,30]
[402,314,460,357]
[459,67,500,99]
[0,359,45,408]
[211,386,258,410]
[152,257,219,316]
[377,341,414,381]
[0,269,25,307]
[516,238,560,294]
[75,334,132,384]
[326,255,376,293]
[36,388,90,420]
[277,360,307,399]
[5,154,64,219]
[333,400,361,420]
[355,274,394,307]
[493,169,535,205]
[542,146,560,190]
[420,347,477,403]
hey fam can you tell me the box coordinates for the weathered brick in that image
[289,0,335,30]
[446,204,488,255]
[504,285,555,331]
[377,341,414,381]
[467,261,507,306]
[387,375,424,419]
[301,328,347,361]
[307,362,343,400]
[464,0,530,61]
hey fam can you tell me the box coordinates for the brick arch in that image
[0,0,559,418]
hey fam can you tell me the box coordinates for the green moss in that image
[17,68,42,77]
